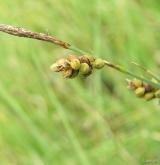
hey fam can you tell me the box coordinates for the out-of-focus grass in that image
[0,0,160,164]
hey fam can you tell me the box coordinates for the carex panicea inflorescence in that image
[128,79,160,101]
[50,54,160,102]
[50,54,105,78]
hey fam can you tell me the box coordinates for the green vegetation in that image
[0,0,160,164]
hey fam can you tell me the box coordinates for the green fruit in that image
[70,59,81,70]
[93,58,105,69]
[79,63,90,75]
[132,79,143,88]
[155,89,160,98]
[135,87,145,97]
[144,92,155,101]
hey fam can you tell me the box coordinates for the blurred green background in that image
[0,0,160,164]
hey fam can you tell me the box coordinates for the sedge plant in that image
[0,24,160,102]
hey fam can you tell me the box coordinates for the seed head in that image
[50,54,107,79]
[79,63,91,75]
[127,78,160,101]
[132,79,143,88]
[155,89,160,98]
[135,87,145,97]
[93,58,105,69]
[144,92,155,101]
[70,59,81,70]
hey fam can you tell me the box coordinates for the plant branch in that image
[104,60,160,89]
[0,24,86,54]
[131,61,160,82]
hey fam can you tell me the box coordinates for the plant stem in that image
[69,45,87,54]
[0,24,85,54]
[131,61,160,82]
[104,60,160,89]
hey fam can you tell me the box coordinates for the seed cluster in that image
[50,55,105,78]
[128,79,160,101]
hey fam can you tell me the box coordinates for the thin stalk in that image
[69,45,87,54]
[131,61,160,82]
[104,60,160,89]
